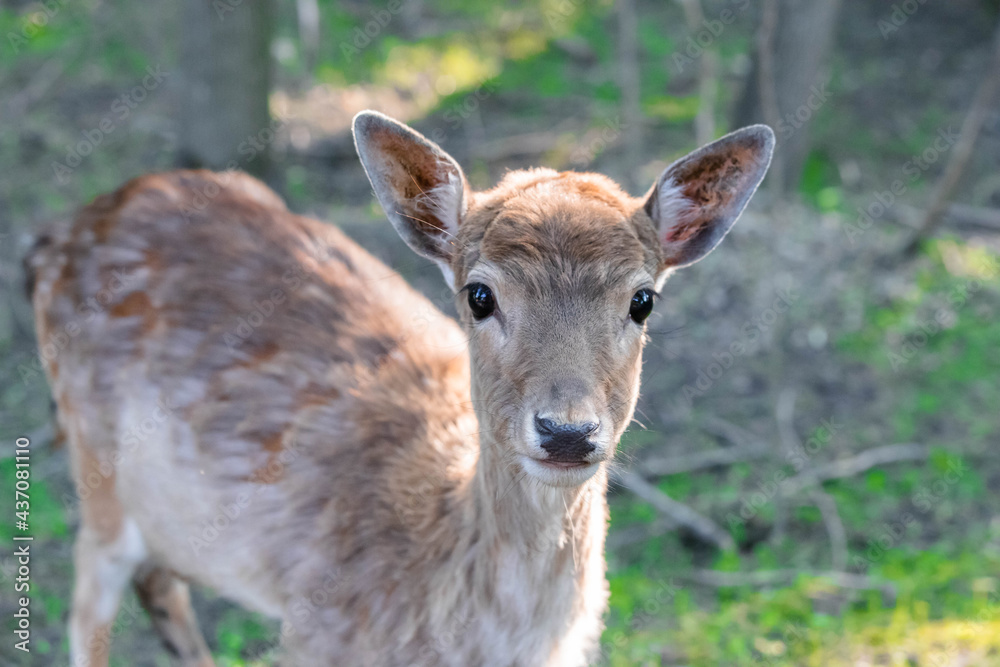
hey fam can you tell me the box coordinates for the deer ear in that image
[645,125,774,270]
[353,110,469,288]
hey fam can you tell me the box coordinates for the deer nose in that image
[534,415,598,461]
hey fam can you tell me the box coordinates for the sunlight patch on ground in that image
[269,30,547,140]
[935,239,1000,280]
[815,618,1000,667]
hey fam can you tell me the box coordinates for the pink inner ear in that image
[367,129,463,238]
[664,217,704,243]
[656,178,707,244]
[660,151,750,243]
[375,132,446,200]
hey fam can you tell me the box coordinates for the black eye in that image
[467,283,496,319]
[629,288,654,324]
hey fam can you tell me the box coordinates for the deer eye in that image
[629,288,654,324]
[467,283,496,319]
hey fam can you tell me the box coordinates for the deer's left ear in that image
[645,125,774,270]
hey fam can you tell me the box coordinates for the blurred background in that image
[2,0,1000,665]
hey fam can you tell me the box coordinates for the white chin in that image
[520,456,601,487]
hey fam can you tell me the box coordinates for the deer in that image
[26,110,773,666]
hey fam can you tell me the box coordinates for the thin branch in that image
[606,518,678,550]
[888,203,1000,233]
[640,415,770,476]
[781,443,929,496]
[474,131,563,162]
[773,389,849,570]
[617,0,642,189]
[901,17,1000,256]
[944,203,1000,231]
[295,0,320,73]
[810,488,848,571]
[774,388,799,457]
[756,0,784,194]
[772,387,800,545]
[702,415,774,450]
[642,445,769,477]
[615,470,735,551]
[674,0,716,145]
[5,56,70,120]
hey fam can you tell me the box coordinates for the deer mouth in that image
[521,456,601,487]
[536,459,591,470]
[520,455,603,487]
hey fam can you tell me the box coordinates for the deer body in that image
[29,113,773,666]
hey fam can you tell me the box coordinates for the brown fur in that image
[29,114,772,666]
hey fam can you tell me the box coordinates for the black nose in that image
[534,416,598,462]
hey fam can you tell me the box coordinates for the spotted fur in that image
[29,113,773,666]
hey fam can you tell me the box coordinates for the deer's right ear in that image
[353,111,469,289]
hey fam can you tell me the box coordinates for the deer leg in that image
[68,436,147,667]
[133,564,215,666]
[69,519,147,666]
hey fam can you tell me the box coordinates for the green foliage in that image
[837,240,1000,447]
[214,609,277,665]
[0,460,67,542]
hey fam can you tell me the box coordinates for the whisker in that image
[645,324,687,338]
[408,171,427,196]
[394,210,460,242]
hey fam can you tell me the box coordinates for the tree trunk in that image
[178,0,274,179]
[617,0,642,192]
[735,0,842,193]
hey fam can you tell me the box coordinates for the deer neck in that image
[470,432,609,560]
[453,432,610,662]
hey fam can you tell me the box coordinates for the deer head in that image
[354,111,773,488]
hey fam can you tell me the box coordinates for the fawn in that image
[27,111,772,666]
